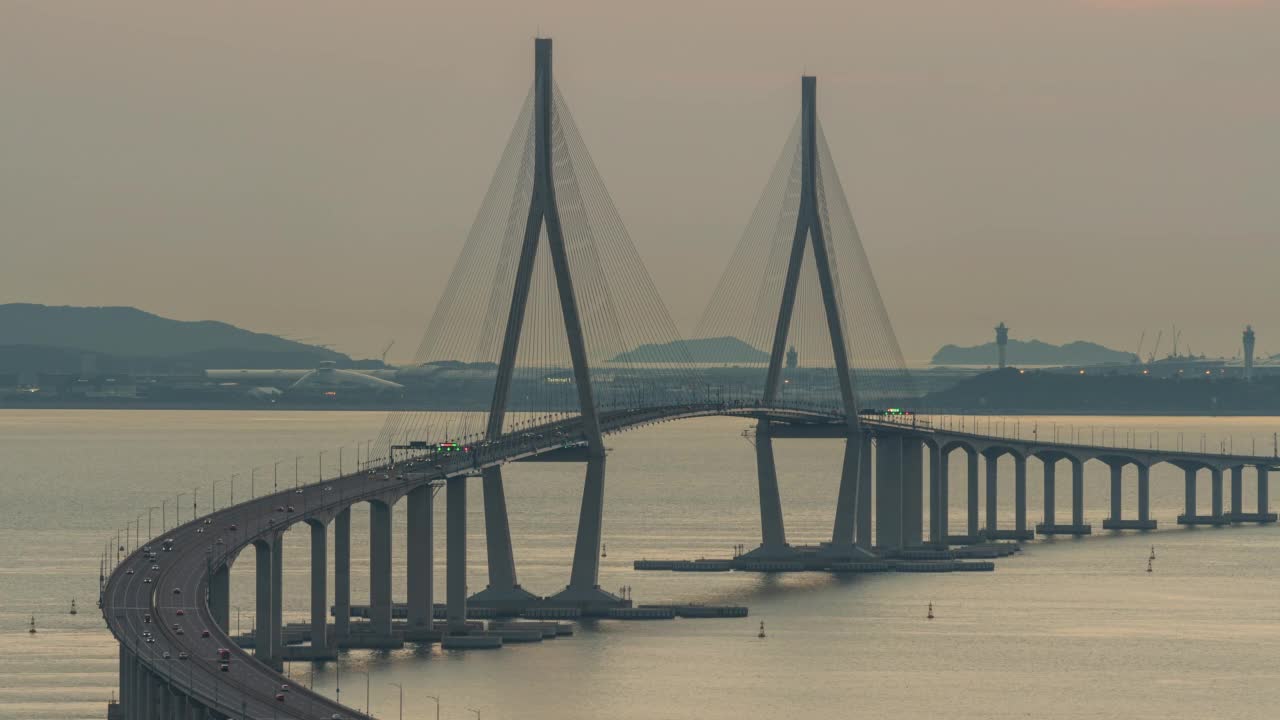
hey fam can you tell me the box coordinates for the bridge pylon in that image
[734,77,874,562]
[465,38,621,614]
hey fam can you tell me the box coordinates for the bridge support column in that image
[1259,466,1273,521]
[550,453,624,611]
[334,507,351,642]
[309,520,329,656]
[1138,464,1151,523]
[1185,467,1196,516]
[1071,457,1084,526]
[930,444,948,547]
[1231,466,1244,520]
[472,467,540,612]
[446,476,468,634]
[369,500,393,638]
[208,564,229,634]
[967,450,979,538]
[984,453,998,535]
[900,437,923,547]
[1109,463,1123,523]
[407,484,435,636]
[271,536,283,666]
[1211,467,1224,519]
[875,434,903,552]
[118,644,130,719]
[744,420,792,558]
[856,433,873,551]
[822,432,871,560]
[253,540,274,664]
[1014,454,1028,538]
[1042,458,1056,526]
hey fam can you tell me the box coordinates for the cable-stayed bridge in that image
[101,38,1278,720]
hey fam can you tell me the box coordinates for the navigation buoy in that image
[69,599,77,616]
[28,616,36,634]
[601,543,607,558]
[1146,558,1153,573]
[757,621,766,638]
[1149,545,1156,561]
[927,602,935,620]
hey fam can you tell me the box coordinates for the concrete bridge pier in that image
[208,564,230,634]
[446,476,468,635]
[1211,467,1225,519]
[307,519,332,658]
[405,484,435,639]
[1138,464,1151,524]
[929,443,948,547]
[334,507,351,642]
[875,433,903,552]
[1014,454,1028,539]
[984,451,998,536]
[1230,466,1244,521]
[252,538,274,665]
[1035,455,1090,535]
[1104,461,1156,530]
[901,436,924,547]
[948,446,981,545]
[369,499,394,638]
[1178,465,1228,525]
[271,537,283,666]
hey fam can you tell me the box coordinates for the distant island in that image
[0,303,375,372]
[610,336,768,364]
[931,339,1136,367]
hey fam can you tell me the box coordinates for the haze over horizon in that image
[4,1,1277,364]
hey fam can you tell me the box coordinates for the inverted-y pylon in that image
[745,77,870,560]
[470,38,621,612]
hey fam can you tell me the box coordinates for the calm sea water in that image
[3,410,1280,720]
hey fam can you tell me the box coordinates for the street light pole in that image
[274,460,280,493]
[319,451,326,484]
[468,707,481,720]
[211,479,222,511]
[427,694,440,720]
[147,507,157,539]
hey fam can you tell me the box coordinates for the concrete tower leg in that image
[118,644,130,718]
[407,484,435,635]
[208,565,230,633]
[550,453,624,611]
[855,433,873,551]
[471,467,540,612]
[900,437,923,547]
[931,444,948,547]
[309,520,329,656]
[446,476,468,634]
[1231,466,1244,520]
[966,450,979,537]
[1211,467,1224,519]
[1259,466,1271,519]
[1014,454,1028,538]
[369,500,393,638]
[334,507,351,642]
[826,433,862,555]
[875,434,903,552]
[253,540,273,663]
[985,453,998,535]
[271,537,283,666]
[1042,458,1056,526]
[745,420,790,558]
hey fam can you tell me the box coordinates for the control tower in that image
[996,322,1009,369]
[1244,325,1255,382]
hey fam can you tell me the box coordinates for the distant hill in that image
[0,303,362,370]
[931,339,1136,367]
[611,336,768,364]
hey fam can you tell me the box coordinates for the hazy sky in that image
[3,1,1277,364]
